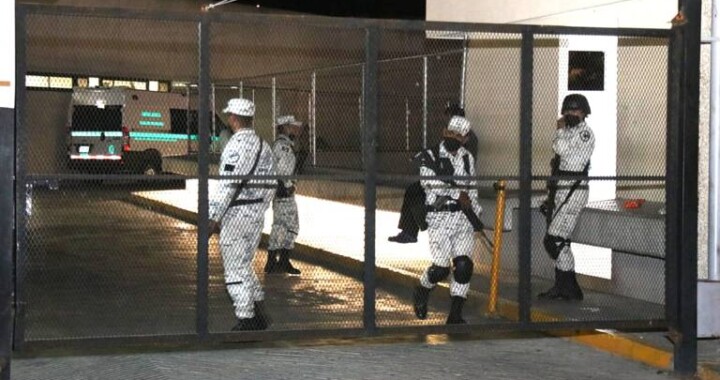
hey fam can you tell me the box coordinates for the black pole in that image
[1,7,24,379]
[0,107,13,380]
[0,81,14,380]
[196,13,211,340]
[362,26,379,334]
[667,0,700,375]
[665,13,681,335]
[10,3,27,365]
[518,30,534,325]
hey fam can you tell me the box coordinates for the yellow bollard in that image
[487,180,507,316]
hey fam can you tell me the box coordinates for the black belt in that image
[557,185,589,190]
[557,169,588,176]
[426,203,462,212]
[229,198,263,207]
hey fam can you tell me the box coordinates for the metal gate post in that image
[11,5,27,356]
[460,34,468,108]
[0,115,13,379]
[311,72,316,167]
[667,0,701,374]
[518,30,534,325]
[1,6,23,379]
[196,13,211,340]
[271,77,276,141]
[0,124,13,380]
[422,56,428,149]
[362,26,379,334]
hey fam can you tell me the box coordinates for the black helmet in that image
[444,102,466,117]
[561,94,591,115]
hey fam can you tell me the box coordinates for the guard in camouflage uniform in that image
[265,115,304,276]
[209,98,275,330]
[538,94,594,301]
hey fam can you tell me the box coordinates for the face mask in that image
[563,114,582,127]
[443,137,462,152]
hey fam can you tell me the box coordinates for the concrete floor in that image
[11,335,678,380]
[9,181,719,380]
[18,185,487,341]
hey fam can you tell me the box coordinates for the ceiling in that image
[21,3,459,83]
[17,0,424,19]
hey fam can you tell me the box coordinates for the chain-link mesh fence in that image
[15,6,672,346]
[18,11,200,342]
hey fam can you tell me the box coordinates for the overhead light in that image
[202,0,238,11]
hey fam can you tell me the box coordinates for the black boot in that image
[413,285,432,319]
[231,301,270,331]
[277,249,301,275]
[562,270,584,301]
[538,268,583,301]
[232,315,267,331]
[388,231,418,243]
[264,250,279,274]
[446,296,467,324]
[538,268,563,300]
[253,300,272,327]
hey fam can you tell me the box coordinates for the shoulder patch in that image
[580,130,592,142]
[223,164,236,172]
[227,151,241,163]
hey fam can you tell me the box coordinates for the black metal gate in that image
[4,2,701,376]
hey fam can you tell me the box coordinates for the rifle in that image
[539,154,559,226]
[433,195,494,249]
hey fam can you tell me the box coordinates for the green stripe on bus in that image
[139,120,164,127]
[141,111,162,118]
[71,131,218,142]
[129,132,218,142]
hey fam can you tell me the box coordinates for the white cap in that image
[223,98,255,117]
[276,114,303,127]
[447,116,470,136]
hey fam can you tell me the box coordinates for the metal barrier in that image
[5,2,702,376]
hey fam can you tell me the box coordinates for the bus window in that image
[71,105,123,132]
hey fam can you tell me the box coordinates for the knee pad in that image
[427,265,451,284]
[543,234,569,260]
[452,256,474,284]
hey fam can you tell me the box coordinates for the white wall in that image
[431,0,715,278]
[430,0,676,280]
[427,0,676,29]
[1,0,14,108]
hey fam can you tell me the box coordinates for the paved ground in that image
[12,335,677,380]
[8,182,719,379]
[17,186,486,341]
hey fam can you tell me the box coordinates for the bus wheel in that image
[142,149,163,176]
[143,164,159,176]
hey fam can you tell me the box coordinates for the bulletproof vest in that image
[417,144,471,181]
[415,144,470,185]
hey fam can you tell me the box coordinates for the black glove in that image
[276,182,295,198]
[208,220,220,240]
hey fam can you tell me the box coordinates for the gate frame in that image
[666,0,701,375]
[5,3,700,376]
